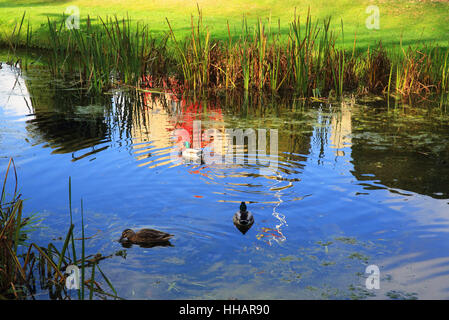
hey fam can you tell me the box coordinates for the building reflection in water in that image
[330,101,352,157]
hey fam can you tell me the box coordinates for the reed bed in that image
[43,14,170,94]
[0,159,120,299]
[3,11,449,107]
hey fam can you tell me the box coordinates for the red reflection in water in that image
[140,76,224,180]
[141,75,224,148]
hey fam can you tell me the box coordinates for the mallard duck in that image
[233,202,254,234]
[181,141,202,162]
[119,228,174,246]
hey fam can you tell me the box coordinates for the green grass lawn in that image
[1,0,448,49]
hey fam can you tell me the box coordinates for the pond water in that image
[1,62,449,299]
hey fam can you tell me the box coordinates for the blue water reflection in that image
[1,63,449,299]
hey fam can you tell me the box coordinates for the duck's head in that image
[239,202,250,220]
[119,229,135,242]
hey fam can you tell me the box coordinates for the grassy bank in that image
[0,0,449,50]
[3,9,448,107]
[1,4,449,106]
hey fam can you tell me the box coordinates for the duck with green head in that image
[233,202,254,234]
[181,141,202,162]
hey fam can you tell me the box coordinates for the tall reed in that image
[0,159,120,299]
[167,6,212,91]
[2,12,33,67]
[289,9,320,96]
[43,14,168,94]
[5,10,449,107]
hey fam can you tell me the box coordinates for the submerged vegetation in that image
[0,159,120,299]
[1,8,448,108]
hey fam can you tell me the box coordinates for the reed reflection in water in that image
[1,63,449,298]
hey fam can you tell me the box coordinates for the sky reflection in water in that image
[1,63,449,299]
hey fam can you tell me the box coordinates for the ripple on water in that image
[1,62,449,298]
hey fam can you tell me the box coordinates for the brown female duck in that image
[119,228,174,246]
